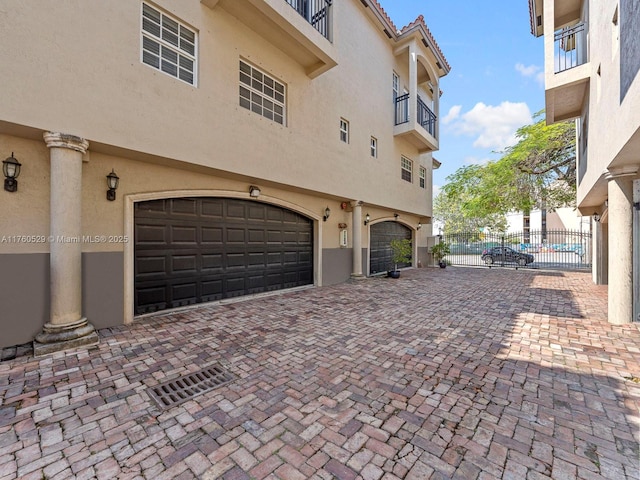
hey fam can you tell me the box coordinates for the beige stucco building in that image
[529,0,640,324]
[0,0,450,351]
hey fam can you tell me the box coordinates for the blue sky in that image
[379,0,545,193]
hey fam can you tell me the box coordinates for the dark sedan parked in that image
[481,247,534,266]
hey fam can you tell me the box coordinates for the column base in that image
[33,317,99,356]
[350,273,366,280]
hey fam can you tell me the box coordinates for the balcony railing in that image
[395,93,437,138]
[554,22,587,73]
[285,0,332,40]
[417,95,437,138]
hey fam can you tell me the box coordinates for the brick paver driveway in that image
[1,267,639,480]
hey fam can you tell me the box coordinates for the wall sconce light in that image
[417,222,422,230]
[323,206,331,222]
[106,169,119,201]
[3,153,21,192]
[394,213,399,219]
[364,213,370,226]
[592,212,601,222]
[249,185,261,198]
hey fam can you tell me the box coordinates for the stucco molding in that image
[43,132,89,154]
[605,166,639,180]
[122,189,323,325]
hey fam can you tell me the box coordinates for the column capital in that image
[43,132,89,154]
[350,200,363,208]
[605,166,639,181]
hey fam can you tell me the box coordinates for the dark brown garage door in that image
[369,221,412,275]
[134,198,313,314]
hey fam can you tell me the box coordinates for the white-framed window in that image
[401,157,412,183]
[370,137,377,157]
[239,60,286,125]
[393,72,399,101]
[419,166,426,188]
[340,118,349,143]
[141,3,197,85]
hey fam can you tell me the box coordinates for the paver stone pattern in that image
[0,267,639,479]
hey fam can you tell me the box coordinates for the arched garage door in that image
[134,198,313,314]
[369,221,412,275]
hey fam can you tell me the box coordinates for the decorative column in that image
[351,201,364,278]
[34,132,98,356]
[408,41,418,126]
[606,166,638,325]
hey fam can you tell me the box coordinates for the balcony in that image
[545,22,590,124]
[554,22,587,73]
[394,93,438,152]
[284,0,331,40]
[201,0,337,78]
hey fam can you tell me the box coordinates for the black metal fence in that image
[285,0,332,40]
[395,94,437,139]
[441,229,592,271]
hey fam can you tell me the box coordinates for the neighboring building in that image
[529,0,640,324]
[506,208,589,234]
[0,1,449,351]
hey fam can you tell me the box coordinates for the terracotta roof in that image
[528,0,536,35]
[368,0,399,34]
[398,14,451,72]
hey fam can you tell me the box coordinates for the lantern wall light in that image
[323,206,331,222]
[249,185,261,198]
[106,169,119,201]
[3,153,21,193]
[364,213,370,226]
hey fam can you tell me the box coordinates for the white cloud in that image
[447,101,532,151]
[442,105,462,125]
[516,63,545,87]
[433,184,441,197]
[515,63,540,77]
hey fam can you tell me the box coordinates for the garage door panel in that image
[201,199,224,217]
[226,202,246,219]
[135,198,313,314]
[137,256,167,276]
[226,228,246,243]
[171,198,198,215]
[248,205,267,220]
[136,224,167,245]
[202,254,223,270]
[171,255,197,273]
[248,229,266,243]
[171,226,198,244]
[202,227,223,244]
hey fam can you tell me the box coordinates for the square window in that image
[340,119,349,143]
[238,60,286,125]
[370,137,377,157]
[141,3,197,86]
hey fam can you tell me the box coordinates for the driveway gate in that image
[441,229,592,271]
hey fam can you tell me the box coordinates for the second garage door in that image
[134,197,313,314]
[369,221,412,275]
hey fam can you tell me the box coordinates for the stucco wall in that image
[0,0,437,217]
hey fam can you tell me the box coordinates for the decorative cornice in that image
[43,132,89,154]
[605,166,639,180]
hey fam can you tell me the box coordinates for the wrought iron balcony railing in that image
[395,93,437,138]
[554,22,587,73]
[285,0,332,40]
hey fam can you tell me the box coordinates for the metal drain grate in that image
[147,363,234,409]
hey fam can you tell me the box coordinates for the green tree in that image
[434,111,575,232]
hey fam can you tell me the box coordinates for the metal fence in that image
[441,229,592,271]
